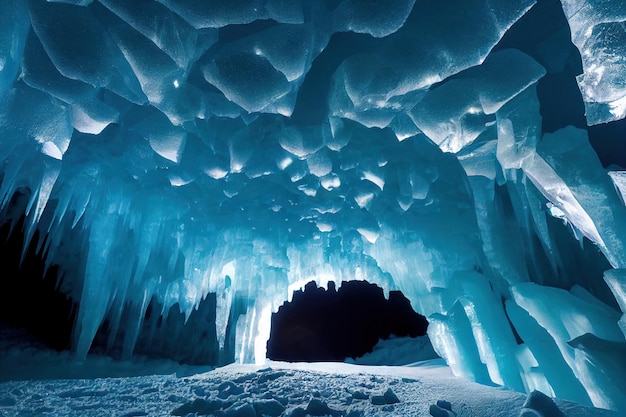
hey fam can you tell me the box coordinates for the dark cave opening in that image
[266,280,429,363]
[0,190,228,366]
[2,193,434,367]
[0,212,76,352]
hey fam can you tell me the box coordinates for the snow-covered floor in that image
[0,326,620,417]
[0,360,621,416]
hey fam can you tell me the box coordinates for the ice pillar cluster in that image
[1,0,626,412]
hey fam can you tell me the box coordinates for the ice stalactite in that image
[1,0,626,412]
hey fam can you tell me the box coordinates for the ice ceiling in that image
[1,0,626,412]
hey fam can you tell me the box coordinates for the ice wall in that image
[559,0,626,125]
[1,0,626,412]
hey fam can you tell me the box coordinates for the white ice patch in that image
[41,141,63,160]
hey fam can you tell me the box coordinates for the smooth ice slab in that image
[524,126,626,269]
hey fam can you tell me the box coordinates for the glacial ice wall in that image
[1,0,626,412]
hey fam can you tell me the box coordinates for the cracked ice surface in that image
[1,0,626,414]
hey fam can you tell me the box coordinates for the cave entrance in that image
[265,280,435,363]
[0,203,76,355]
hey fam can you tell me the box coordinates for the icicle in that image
[73,211,119,360]
[121,287,154,359]
[0,157,25,210]
[21,158,61,263]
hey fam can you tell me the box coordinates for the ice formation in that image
[1,0,626,413]
[559,0,626,125]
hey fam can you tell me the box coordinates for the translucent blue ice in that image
[1,0,626,413]
[559,0,626,124]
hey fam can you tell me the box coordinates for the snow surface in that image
[0,358,620,417]
[0,327,619,417]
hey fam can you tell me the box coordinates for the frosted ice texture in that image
[559,0,626,125]
[1,0,626,413]
[608,171,626,205]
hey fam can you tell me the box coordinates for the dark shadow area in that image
[0,194,76,351]
[492,0,576,71]
[0,190,235,367]
[266,280,428,362]
[588,118,626,169]
[91,293,221,366]
[0,192,225,367]
[537,72,587,133]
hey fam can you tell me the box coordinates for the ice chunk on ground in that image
[507,299,590,403]
[512,282,624,410]
[568,333,626,414]
[520,390,565,417]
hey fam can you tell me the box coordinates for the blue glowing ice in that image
[1,0,626,413]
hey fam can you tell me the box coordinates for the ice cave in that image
[1,0,626,415]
